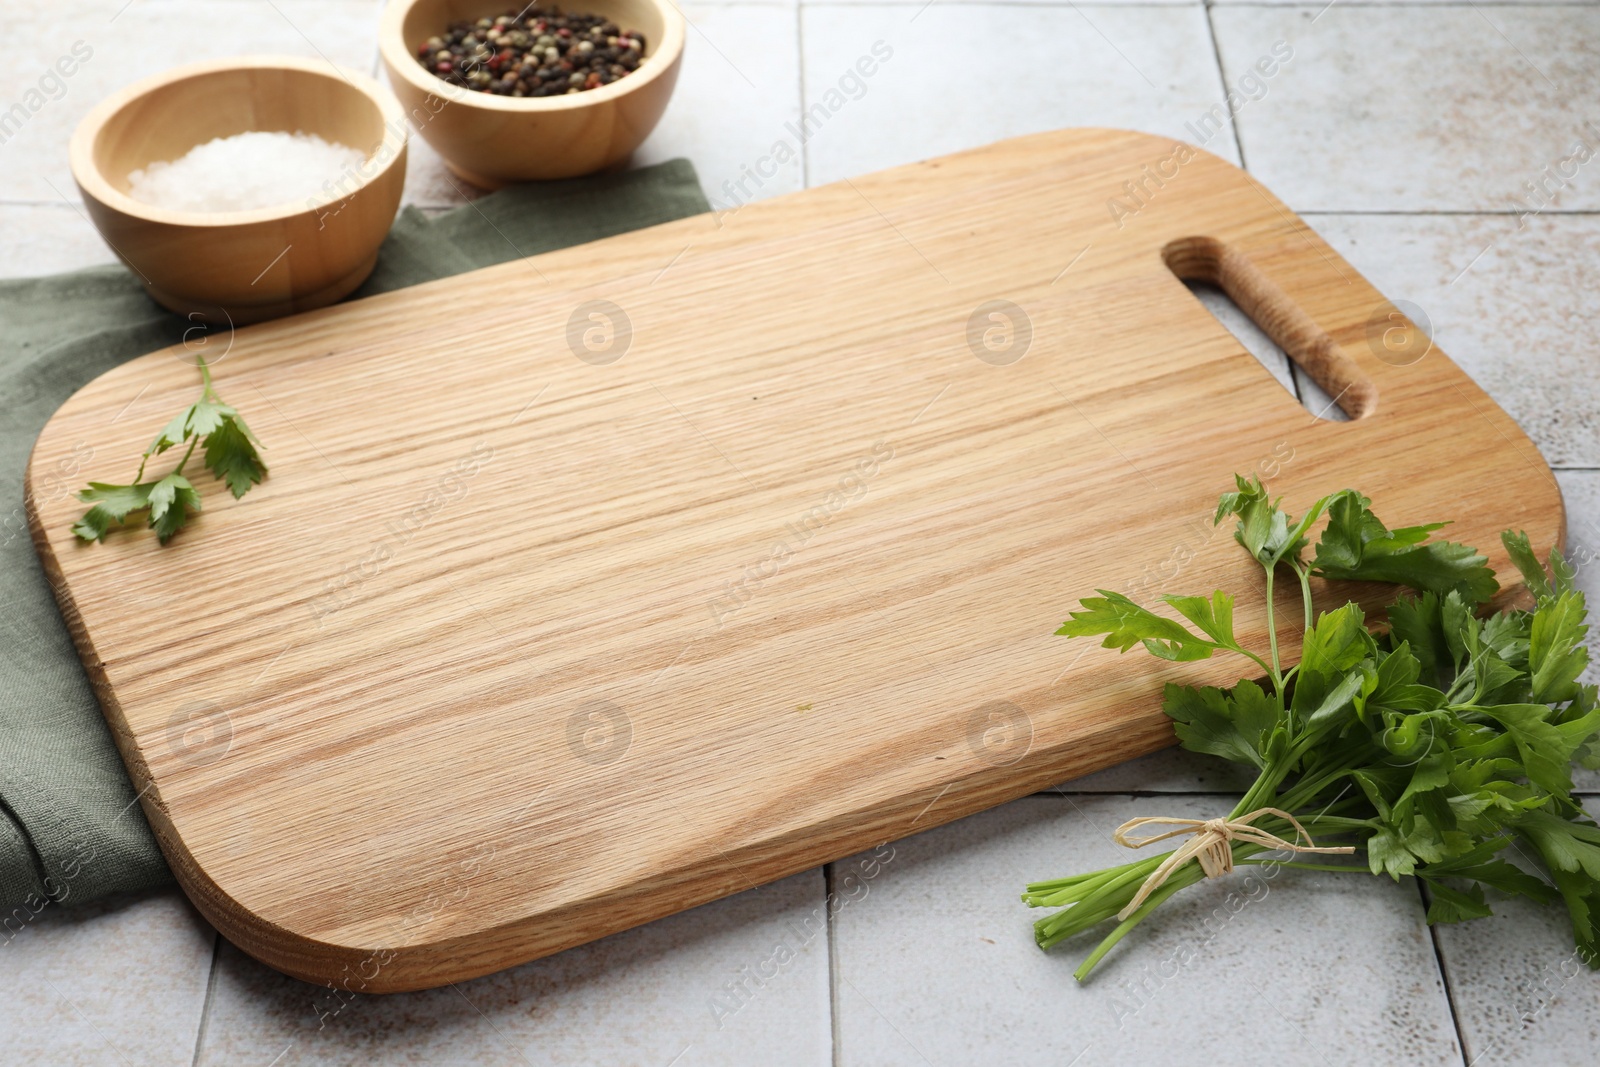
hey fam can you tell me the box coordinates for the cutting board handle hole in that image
[1162,236,1375,420]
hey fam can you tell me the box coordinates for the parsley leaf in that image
[1478,704,1577,796]
[1164,680,1277,769]
[1366,826,1417,879]
[147,472,201,543]
[1528,591,1589,705]
[1388,592,1456,689]
[73,357,265,544]
[147,406,194,457]
[203,414,268,499]
[1057,591,1219,662]
[1425,882,1494,924]
[1213,474,1330,567]
[71,482,155,542]
[1310,492,1498,603]
[1519,810,1600,881]
[1164,591,1237,647]
[187,399,234,437]
[1503,530,1555,601]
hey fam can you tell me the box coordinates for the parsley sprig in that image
[72,356,266,544]
[1031,475,1600,980]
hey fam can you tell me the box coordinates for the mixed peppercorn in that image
[416,9,647,97]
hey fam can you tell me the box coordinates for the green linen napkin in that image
[0,159,710,920]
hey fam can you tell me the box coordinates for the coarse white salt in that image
[126,130,367,213]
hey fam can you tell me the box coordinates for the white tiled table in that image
[3,1,1599,1063]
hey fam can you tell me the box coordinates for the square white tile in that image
[832,794,1461,1067]
[1297,213,1600,466]
[1213,0,1583,5]
[1052,742,1258,794]
[0,203,114,277]
[1558,469,1600,607]
[636,1,804,211]
[799,2,1243,189]
[195,870,831,1067]
[394,135,492,209]
[1213,5,1600,211]
[0,889,214,1066]
[1429,801,1600,1067]
[1555,471,1600,795]
[0,0,384,204]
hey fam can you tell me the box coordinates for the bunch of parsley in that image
[73,355,265,544]
[1028,475,1600,981]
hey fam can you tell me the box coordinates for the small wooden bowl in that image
[70,56,408,325]
[379,0,685,185]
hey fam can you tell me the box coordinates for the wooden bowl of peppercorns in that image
[379,0,684,185]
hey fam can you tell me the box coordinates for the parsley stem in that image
[197,354,217,402]
[1037,862,1163,933]
[1235,859,1366,874]
[1234,648,1276,685]
[1295,562,1314,634]
[1071,876,1190,981]
[134,357,215,486]
[173,433,199,476]
[1263,565,1284,690]
[1278,770,1347,811]
[1025,857,1151,900]
[1233,759,1296,818]
[1072,841,1277,980]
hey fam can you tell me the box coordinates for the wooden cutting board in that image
[28,128,1563,992]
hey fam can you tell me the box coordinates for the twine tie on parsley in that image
[1111,807,1355,921]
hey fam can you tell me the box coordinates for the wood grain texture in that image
[26,129,1564,991]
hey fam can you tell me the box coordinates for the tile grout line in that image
[1200,0,1248,172]
[824,862,843,1067]
[796,1,810,190]
[189,929,222,1067]
[794,1,1600,7]
[1209,0,1600,6]
[1301,209,1600,217]
[1415,879,1473,1067]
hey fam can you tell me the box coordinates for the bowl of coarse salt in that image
[70,55,408,325]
